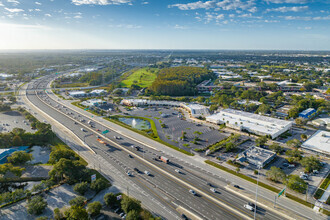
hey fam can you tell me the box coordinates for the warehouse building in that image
[301,130,330,156]
[236,146,276,168]
[206,108,293,139]
[68,91,87,98]
[299,108,316,119]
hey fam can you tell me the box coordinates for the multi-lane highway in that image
[22,74,309,220]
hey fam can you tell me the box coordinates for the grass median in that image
[205,160,320,212]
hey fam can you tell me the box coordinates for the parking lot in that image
[127,107,228,152]
[0,111,35,133]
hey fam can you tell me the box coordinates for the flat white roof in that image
[91,89,105,93]
[302,130,330,154]
[206,108,292,136]
[69,91,86,95]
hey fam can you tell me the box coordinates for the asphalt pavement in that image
[21,74,326,220]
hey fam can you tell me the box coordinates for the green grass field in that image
[120,67,158,88]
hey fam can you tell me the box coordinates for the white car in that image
[210,188,216,193]
[81,128,86,132]
[175,169,181,173]
[244,204,254,211]
[189,189,196,195]
[144,171,150,176]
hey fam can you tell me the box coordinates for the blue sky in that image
[0,0,329,50]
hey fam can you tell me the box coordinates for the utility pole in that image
[306,184,308,202]
[254,163,261,220]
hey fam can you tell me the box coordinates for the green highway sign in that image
[278,188,285,197]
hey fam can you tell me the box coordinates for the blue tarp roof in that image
[0,146,29,164]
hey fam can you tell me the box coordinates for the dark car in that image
[134,168,140,173]
[181,214,188,220]
[234,185,240,189]
[207,182,212,187]
[128,154,133,158]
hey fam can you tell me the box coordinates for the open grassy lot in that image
[120,67,158,88]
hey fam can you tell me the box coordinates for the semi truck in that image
[159,156,169,164]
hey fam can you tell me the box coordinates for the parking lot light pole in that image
[254,162,262,220]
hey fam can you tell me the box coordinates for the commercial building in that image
[68,91,87,98]
[299,108,316,119]
[311,118,330,130]
[236,146,276,168]
[120,99,210,117]
[182,104,210,117]
[301,130,330,155]
[80,99,107,107]
[277,80,303,92]
[69,89,106,98]
[206,108,293,139]
[120,99,181,107]
[90,89,106,96]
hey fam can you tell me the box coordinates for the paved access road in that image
[24,74,309,220]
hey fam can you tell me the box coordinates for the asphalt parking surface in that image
[0,111,35,133]
[128,107,228,152]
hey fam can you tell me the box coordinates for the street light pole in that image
[254,163,261,220]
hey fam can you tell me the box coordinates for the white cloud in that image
[174,24,188,29]
[45,13,52,17]
[35,1,41,5]
[265,0,308,3]
[169,1,215,10]
[35,8,41,11]
[109,24,142,28]
[7,0,20,5]
[74,15,82,18]
[169,0,256,12]
[4,7,23,12]
[72,0,131,5]
[0,2,4,6]
[216,14,224,20]
[266,6,308,13]
[142,1,148,4]
[281,15,330,20]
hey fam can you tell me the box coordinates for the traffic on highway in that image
[24,74,294,220]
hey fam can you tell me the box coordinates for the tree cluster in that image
[150,66,215,96]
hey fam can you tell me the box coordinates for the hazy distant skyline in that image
[0,0,329,50]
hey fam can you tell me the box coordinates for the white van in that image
[244,204,254,211]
